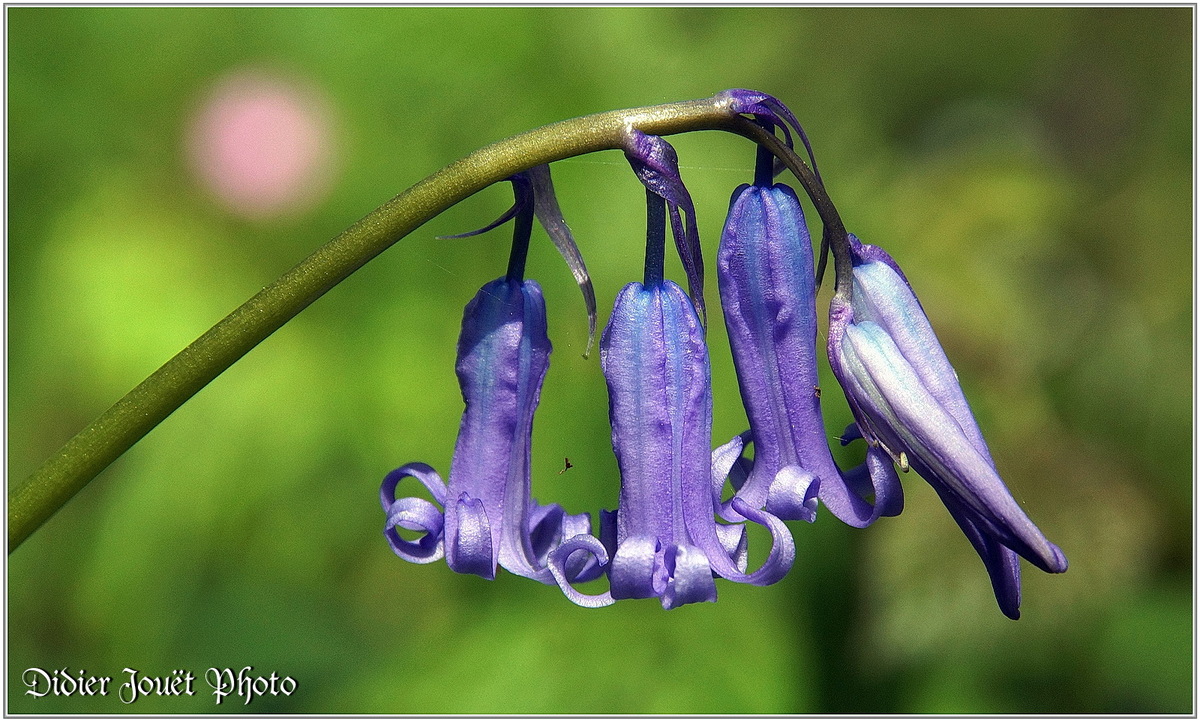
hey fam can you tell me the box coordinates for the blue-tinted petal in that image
[443,278,550,578]
[383,496,445,564]
[766,465,819,523]
[548,534,614,608]
[380,463,449,563]
[851,256,991,458]
[575,280,794,609]
[447,493,494,579]
[937,487,1023,620]
[610,535,665,600]
[529,502,603,583]
[380,462,448,511]
[661,544,719,609]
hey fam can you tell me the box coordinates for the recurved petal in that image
[661,544,719,610]
[446,493,496,579]
[528,502,601,583]
[711,432,752,505]
[379,462,450,563]
[700,497,795,587]
[383,496,445,564]
[610,535,665,600]
[766,465,819,523]
[714,523,748,574]
[548,534,615,608]
[831,445,904,521]
[380,462,448,510]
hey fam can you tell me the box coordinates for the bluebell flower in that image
[828,234,1068,618]
[377,91,1066,618]
[548,135,795,609]
[380,171,600,586]
[716,180,902,527]
[380,277,599,583]
[550,279,796,609]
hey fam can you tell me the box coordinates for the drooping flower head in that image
[377,90,1066,619]
[827,234,1068,618]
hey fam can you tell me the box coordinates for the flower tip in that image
[1047,543,1069,574]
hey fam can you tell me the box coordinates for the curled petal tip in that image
[766,466,820,524]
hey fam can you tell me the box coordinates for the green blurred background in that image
[7,6,1192,714]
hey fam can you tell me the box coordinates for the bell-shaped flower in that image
[380,170,600,588]
[380,277,599,584]
[379,278,595,582]
[549,280,795,609]
[716,181,903,526]
[827,234,1068,618]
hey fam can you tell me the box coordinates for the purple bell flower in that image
[828,234,1068,618]
[381,170,599,588]
[549,280,795,609]
[716,181,903,527]
[379,278,595,582]
[380,277,596,583]
[548,135,794,609]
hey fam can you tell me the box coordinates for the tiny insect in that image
[557,457,574,475]
[813,385,821,399]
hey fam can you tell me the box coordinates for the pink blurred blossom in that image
[186,69,337,219]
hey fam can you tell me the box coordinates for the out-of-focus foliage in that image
[7,6,1192,714]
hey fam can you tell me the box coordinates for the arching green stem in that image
[10,94,765,553]
[10,95,848,555]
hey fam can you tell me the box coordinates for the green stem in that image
[9,94,750,553]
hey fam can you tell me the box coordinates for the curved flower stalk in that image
[827,234,1068,618]
[719,88,821,184]
[716,180,902,527]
